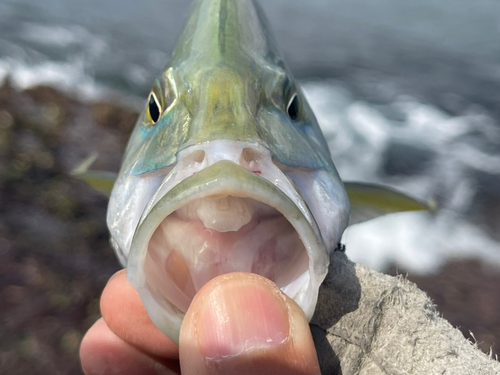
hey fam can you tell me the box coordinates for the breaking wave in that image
[304,81,500,274]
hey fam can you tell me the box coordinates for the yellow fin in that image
[71,153,117,197]
[345,181,435,225]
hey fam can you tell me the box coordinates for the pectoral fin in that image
[71,154,117,197]
[344,181,434,226]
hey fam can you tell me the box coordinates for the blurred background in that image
[0,0,499,373]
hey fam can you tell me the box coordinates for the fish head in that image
[107,0,350,343]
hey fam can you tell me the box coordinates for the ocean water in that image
[1,0,499,274]
[304,82,500,273]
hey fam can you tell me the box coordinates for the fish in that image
[74,0,430,344]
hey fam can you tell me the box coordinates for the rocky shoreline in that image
[0,82,130,374]
[0,83,498,374]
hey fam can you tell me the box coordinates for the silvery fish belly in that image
[107,0,350,343]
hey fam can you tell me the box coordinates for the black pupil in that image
[149,95,160,123]
[287,94,299,121]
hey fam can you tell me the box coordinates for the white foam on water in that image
[0,21,140,106]
[303,80,500,275]
[343,212,500,275]
[0,57,104,100]
[0,55,144,110]
[21,23,83,48]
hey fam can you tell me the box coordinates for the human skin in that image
[80,271,321,375]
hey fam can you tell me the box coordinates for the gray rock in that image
[467,168,500,242]
[382,141,436,176]
[311,252,500,374]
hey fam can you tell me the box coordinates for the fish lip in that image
[127,160,328,343]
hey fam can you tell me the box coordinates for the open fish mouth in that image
[127,160,328,342]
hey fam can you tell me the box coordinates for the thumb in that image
[179,272,320,375]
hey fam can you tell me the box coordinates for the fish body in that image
[75,0,428,344]
[108,0,349,342]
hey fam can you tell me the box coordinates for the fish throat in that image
[145,194,308,313]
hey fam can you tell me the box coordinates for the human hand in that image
[80,270,320,375]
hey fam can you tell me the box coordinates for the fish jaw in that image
[114,141,347,344]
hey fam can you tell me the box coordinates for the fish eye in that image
[287,93,300,121]
[148,93,161,124]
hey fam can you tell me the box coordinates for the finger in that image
[100,270,179,359]
[179,272,321,375]
[80,318,180,375]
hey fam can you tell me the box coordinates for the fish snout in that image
[176,140,272,177]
